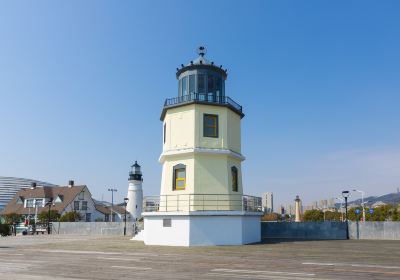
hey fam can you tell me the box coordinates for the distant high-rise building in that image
[319,199,328,209]
[262,192,274,213]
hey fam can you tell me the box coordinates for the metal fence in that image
[164,93,243,113]
[143,194,261,212]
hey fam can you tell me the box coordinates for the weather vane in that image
[197,46,207,57]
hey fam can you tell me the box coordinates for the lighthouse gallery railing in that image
[163,93,242,113]
[143,194,261,212]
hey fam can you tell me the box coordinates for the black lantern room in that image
[129,161,143,181]
[161,46,243,121]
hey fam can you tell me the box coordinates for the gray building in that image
[0,176,56,211]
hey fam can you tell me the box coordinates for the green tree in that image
[347,207,362,221]
[303,210,324,221]
[324,211,341,221]
[37,210,60,223]
[60,211,82,222]
[3,213,22,224]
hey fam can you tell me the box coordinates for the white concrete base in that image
[142,211,262,246]
[130,230,144,241]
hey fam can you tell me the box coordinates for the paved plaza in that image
[0,235,400,279]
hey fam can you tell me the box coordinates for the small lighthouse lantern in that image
[129,161,143,181]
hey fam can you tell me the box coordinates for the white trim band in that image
[159,147,245,163]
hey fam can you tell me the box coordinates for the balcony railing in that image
[163,93,242,113]
[143,194,262,212]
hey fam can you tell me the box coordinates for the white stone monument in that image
[295,195,302,222]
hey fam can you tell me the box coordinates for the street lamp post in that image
[108,188,117,222]
[352,189,366,222]
[335,197,345,221]
[342,190,350,240]
[45,198,54,234]
[124,197,129,236]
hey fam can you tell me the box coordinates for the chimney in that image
[30,182,37,189]
[68,180,74,188]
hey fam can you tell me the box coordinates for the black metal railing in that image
[164,93,242,113]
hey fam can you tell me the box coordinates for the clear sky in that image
[1,1,400,209]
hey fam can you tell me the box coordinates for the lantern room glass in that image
[178,72,224,98]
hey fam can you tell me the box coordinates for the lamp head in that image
[342,190,350,198]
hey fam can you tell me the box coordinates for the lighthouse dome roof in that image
[176,46,227,80]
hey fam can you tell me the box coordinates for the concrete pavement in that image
[0,235,400,279]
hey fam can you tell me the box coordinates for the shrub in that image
[0,223,11,236]
[60,211,82,222]
[37,210,60,223]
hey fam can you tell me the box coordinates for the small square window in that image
[203,114,218,138]
[74,201,80,210]
[35,199,43,208]
[163,218,171,227]
[26,199,34,208]
[82,201,88,210]
[78,191,84,200]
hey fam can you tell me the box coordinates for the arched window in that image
[173,164,186,191]
[231,166,238,192]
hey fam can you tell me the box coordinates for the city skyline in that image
[1,1,400,208]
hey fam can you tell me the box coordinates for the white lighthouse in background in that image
[126,161,143,222]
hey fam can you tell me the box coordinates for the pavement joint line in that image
[302,262,400,270]
[26,249,159,257]
[206,272,318,280]
[97,257,143,261]
[212,268,315,276]
[111,265,152,270]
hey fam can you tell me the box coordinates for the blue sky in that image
[1,1,400,209]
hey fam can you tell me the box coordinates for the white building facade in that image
[262,192,274,213]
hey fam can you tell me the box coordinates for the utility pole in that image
[342,191,350,240]
[353,189,366,222]
[108,188,117,222]
[124,197,129,236]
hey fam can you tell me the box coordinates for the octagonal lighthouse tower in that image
[141,47,262,246]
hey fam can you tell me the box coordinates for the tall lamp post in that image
[352,189,366,222]
[108,188,117,222]
[342,190,350,240]
[45,198,54,234]
[124,197,129,236]
[335,197,344,221]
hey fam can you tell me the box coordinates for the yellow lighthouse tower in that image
[141,47,262,246]
[159,46,245,210]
